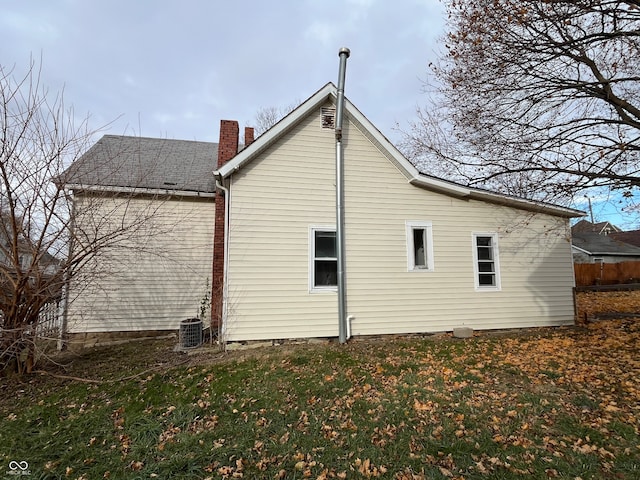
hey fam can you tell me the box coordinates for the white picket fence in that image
[36,299,62,338]
[0,299,62,339]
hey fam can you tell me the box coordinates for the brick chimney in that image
[217,120,240,169]
[244,127,255,148]
[212,120,239,332]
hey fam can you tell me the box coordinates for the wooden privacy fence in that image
[574,261,640,287]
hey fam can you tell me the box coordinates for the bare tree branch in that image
[401,0,640,213]
[0,59,183,375]
[252,101,300,136]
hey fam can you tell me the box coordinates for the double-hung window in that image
[310,227,337,292]
[406,221,434,272]
[472,233,501,290]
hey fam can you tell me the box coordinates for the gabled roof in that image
[216,83,583,219]
[572,232,640,256]
[62,135,218,196]
[571,219,621,235]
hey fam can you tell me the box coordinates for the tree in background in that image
[0,60,86,374]
[252,101,299,136]
[0,60,166,374]
[402,0,640,213]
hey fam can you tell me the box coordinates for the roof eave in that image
[408,176,471,198]
[65,183,216,198]
[468,190,585,218]
[571,245,592,255]
[410,176,584,218]
[581,251,640,256]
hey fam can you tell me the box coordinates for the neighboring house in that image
[38,251,63,277]
[0,226,63,295]
[571,232,640,264]
[610,229,640,248]
[0,212,59,274]
[0,222,63,336]
[63,83,584,345]
[61,135,218,342]
[572,219,621,235]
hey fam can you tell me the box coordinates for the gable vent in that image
[321,107,336,129]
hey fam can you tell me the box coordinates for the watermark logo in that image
[7,461,30,476]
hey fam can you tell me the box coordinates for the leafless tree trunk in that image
[0,59,179,375]
[401,0,640,212]
[0,58,89,374]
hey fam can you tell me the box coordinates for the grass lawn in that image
[1,300,639,479]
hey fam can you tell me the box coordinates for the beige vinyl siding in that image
[66,195,215,333]
[224,111,337,341]
[343,115,574,335]
[225,104,575,341]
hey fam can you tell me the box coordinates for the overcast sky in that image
[4,0,633,226]
[0,0,444,144]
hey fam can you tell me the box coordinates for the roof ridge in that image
[101,134,218,145]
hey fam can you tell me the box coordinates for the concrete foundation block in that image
[453,327,474,339]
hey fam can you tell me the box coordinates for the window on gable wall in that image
[406,221,434,272]
[473,233,501,290]
[310,227,337,291]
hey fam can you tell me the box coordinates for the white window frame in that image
[472,232,501,291]
[309,226,338,293]
[406,221,434,272]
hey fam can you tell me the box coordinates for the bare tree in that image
[252,101,300,136]
[0,59,89,374]
[0,60,175,374]
[402,0,640,210]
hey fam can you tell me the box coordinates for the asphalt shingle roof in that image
[572,232,640,256]
[610,230,640,248]
[62,135,219,193]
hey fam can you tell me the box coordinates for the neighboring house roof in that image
[571,232,640,257]
[37,250,63,269]
[610,229,640,247]
[0,216,61,271]
[571,219,621,235]
[216,83,583,219]
[62,135,218,196]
